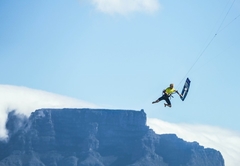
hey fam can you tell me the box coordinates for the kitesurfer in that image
[152,83,182,107]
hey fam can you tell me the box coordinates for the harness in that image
[163,89,176,100]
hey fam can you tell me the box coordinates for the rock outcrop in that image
[0,109,224,166]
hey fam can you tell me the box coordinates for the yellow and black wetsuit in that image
[158,87,176,106]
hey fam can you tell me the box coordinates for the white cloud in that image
[90,0,160,15]
[147,118,240,166]
[0,85,98,139]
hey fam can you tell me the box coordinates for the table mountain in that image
[0,109,224,166]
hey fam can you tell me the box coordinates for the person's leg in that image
[164,98,172,107]
[152,96,164,104]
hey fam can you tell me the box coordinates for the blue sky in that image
[1,1,240,164]
[1,0,240,129]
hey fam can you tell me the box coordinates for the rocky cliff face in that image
[0,109,224,166]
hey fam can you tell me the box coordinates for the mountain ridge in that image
[0,108,224,166]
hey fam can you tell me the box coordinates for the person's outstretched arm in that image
[175,90,183,98]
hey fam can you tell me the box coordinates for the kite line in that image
[177,0,239,88]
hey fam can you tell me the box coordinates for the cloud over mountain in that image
[0,85,98,139]
[147,118,240,166]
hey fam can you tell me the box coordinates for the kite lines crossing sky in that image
[177,0,239,89]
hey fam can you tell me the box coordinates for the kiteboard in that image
[180,78,191,101]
